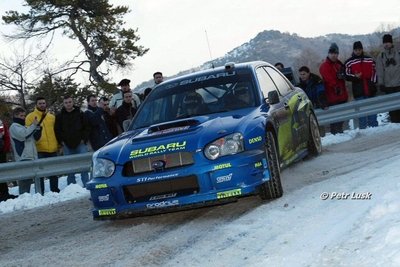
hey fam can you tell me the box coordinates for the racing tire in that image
[307,113,322,156]
[258,131,283,200]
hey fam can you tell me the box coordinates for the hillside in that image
[134,28,400,92]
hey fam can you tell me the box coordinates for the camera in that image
[336,71,346,80]
[385,58,396,67]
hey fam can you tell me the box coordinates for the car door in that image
[255,66,292,165]
[264,66,306,166]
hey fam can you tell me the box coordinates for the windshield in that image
[131,71,257,129]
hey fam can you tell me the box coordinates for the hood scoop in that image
[147,119,200,134]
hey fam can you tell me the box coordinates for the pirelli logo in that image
[217,189,242,199]
[98,208,116,216]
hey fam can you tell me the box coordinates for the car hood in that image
[96,108,261,165]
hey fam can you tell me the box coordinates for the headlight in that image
[92,158,115,178]
[204,133,244,160]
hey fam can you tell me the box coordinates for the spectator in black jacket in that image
[84,94,112,151]
[297,66,328,109]
[115,91,137,133]
[153,71,164,86]
[55,95,90,187]
[99,96,119,138]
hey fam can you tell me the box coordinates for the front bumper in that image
[87,148,270,219]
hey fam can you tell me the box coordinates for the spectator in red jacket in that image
[345,41,378,129]
[319,43,349,134]
[0,118,17,202]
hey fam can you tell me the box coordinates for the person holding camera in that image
[376,34,400,123]
[319,42,349,134]
[10,107,40,194]
[26,97,60,193]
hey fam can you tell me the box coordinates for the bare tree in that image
[0,48,43,109]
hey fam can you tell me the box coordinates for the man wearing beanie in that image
[345,41,378,129]
[376,34,400,123]
[319,42,349,134]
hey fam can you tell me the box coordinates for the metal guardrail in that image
[0,152,93,194]
[1,92,400,194]
[315,91,400,126]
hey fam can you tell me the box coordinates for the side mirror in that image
[267,91,280,105]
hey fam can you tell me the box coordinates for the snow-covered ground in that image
[1,120,400,267]
[0,181,88,214]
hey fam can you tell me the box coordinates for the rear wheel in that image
[308,113,322,156]
[258,131,283,200]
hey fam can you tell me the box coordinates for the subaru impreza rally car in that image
[87,61,322,219]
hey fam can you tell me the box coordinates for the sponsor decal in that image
[217,189,242,199]
[216,173,233,183]
[254,162,262,168]
[149,126,190,136]
[149,193,177,201]
[213,163,232,170]
[137,173,179,183]
[146,200,179,209]
[98,194,110,202]
[179,71,236,86]
[98,208,116,216]
[95,184,108,189]
[130,141,187,158]
[249,136,262,144]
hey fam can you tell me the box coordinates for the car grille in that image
[123,152,194,176]
[123,175,199,203]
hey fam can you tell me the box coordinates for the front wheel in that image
[258,131,283,200]
[308,113,322,156]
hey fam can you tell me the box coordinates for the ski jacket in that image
[26,108,58,153]
[9,118,38,161]
[345,53,377,97]
[376,46,400,88]
[319,57,349,105]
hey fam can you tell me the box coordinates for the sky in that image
[0,0,400,88]
[1,121,400,266]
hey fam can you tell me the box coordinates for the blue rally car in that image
[87,61,322,219]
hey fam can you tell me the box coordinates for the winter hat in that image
[328,43,339,54]
[118,78,131,86]
[353,41,363,50]
[383,34,393,44]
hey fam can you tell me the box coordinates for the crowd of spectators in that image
[0,72,163,200]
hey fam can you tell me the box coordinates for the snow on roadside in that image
[0,177,89,215]
[322,121,400,147]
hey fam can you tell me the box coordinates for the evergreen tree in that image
[3,0,148,93]
[32,74,94,112]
